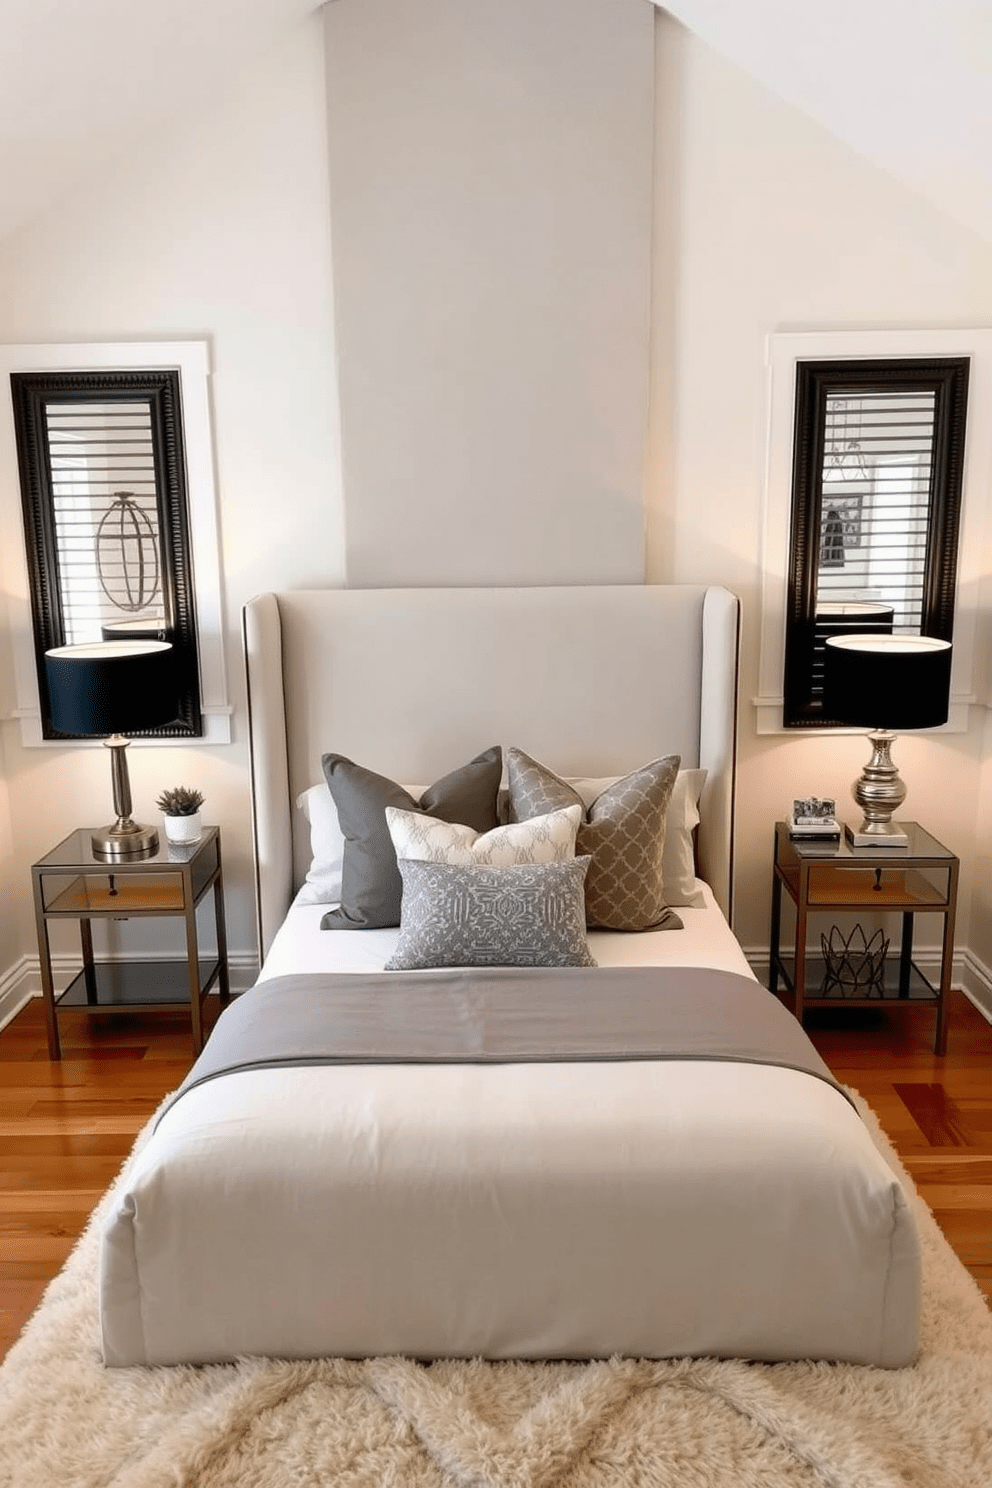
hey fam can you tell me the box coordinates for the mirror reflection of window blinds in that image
[818,389,937,632]
[45,401,164,645]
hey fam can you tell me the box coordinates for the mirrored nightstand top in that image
[774,821,955,863]
[33,826,217,872]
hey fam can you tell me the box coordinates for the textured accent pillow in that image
[385,803,581,866]
[320,747,502,930]
[507,748,681,931]
[568,768,707,909]
[385,857,596,970]
[295,785,345,906]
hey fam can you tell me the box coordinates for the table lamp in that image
[823,633,952,847]
[44,640,178,858]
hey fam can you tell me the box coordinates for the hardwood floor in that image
[0,999,225,1359]
[1,989,990,1360]
[804,990,992,1306]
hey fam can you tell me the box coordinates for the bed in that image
[98,584,921,1369]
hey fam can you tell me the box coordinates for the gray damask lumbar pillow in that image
[506,748,682,932]
[320,746,502,930]
[385,857,597,970]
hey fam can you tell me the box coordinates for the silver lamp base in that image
[846,728,910,849]
[845,819,910,849]
[91,821,160,859]
[89,734,160,858]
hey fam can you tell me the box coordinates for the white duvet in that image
[99,887,920,1368]
[260,881,758,980]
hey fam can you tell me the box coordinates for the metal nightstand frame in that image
[769,820,958,1056]
[31,826,230,1059]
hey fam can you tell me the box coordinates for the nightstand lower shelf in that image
[770,954,939,1008]
[56,958,222,1010]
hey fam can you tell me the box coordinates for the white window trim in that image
[755,327,992,736]
[0,340,231,746]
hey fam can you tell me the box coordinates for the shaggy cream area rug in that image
[1,1096,990,1488]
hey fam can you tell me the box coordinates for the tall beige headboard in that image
[243,585,740,961]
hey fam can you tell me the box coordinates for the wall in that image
[0,4,990,1010]
[973,710,992,979]
[0,14,343,987]
[0,606,20,989]
[324,0,653,588]
[661,0,992,250]
[647,16,992,978]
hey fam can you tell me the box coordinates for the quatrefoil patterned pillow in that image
[506,748,682,932]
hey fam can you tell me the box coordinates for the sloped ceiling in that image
[0,0,989,249]
[0,0,323,245]
[661,0,992,248]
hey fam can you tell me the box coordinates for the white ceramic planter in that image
[163,811,202,845]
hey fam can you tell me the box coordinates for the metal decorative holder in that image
[95,490,161,613]
[820,925,889,997]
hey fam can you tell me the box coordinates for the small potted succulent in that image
[156,785,204,845]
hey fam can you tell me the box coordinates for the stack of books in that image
[788,798,841,841]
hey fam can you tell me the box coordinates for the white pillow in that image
[567,768,706,909]
[295,777,432,905]
[385,803,581,866]
[295,784,345,905]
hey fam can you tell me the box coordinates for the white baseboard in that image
[0,951,260,1034]
[0,957,35,1032]
[960,949,992,1022]
[4,947,986,1034]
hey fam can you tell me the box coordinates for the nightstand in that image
[769,821,957,1055]
[31,827,230,1060]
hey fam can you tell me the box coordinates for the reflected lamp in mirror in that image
[823,634,952,848]
[44,641,178,859]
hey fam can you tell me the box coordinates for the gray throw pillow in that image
[385,858,597,970]
[320,746,502,929]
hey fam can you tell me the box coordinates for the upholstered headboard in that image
[243,585,740,960]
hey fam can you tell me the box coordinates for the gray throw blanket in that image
[157,966,852,1128]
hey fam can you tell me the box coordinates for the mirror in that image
[10,368,202,738]
[783,356,969,727]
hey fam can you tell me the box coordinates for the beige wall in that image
[647,17,992,984]
[0,712,19,987]
[0,15,343,989]
[975,752,992,969]
[0,5,990,1010]
[0,490,24,984]
[324,0,652,587]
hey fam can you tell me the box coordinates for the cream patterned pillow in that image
[385,803,581,866]
[507,748,681,932]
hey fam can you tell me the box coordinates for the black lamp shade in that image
[823,634,952,731]
[45,641,178,736]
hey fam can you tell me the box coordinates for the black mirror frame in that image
[783,356,969,728]
[10,368,203,739]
